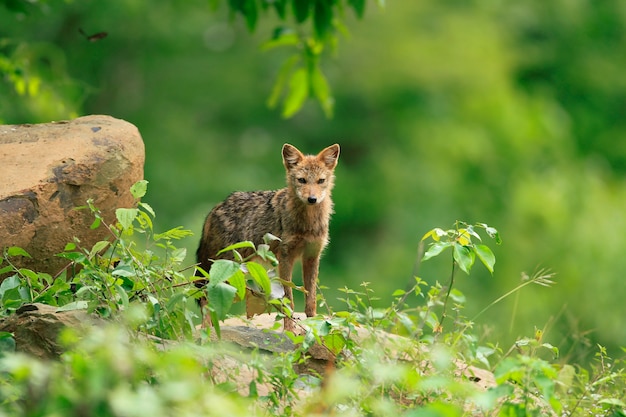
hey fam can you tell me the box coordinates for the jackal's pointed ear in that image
[318,144,340,169]
[282,144,304,169]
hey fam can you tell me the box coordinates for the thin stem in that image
[438,253,457,330]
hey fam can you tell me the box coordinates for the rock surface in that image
[0,115,144,275]
[0,303,95,359]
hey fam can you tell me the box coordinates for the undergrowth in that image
[0,182,624,417]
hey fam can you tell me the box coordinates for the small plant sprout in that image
[420,221,501,331]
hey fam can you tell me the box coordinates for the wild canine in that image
[196,143,340,330]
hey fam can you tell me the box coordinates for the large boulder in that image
[0,115,145,275]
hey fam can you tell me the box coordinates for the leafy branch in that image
[223,0,384,118]
[421,221,501,331]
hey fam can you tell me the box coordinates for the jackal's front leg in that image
[302,255,320,317]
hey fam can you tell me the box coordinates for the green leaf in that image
[246,261,271,298]
[282,66,309,118]
[272,0,287,19]
[114,284,129,309]
[18,268,40,288]
[261,32,300,52]
[313,0,333,39]
[598,398,626,407]
[422,241,453,261]
[243,0,258,31]
[56,251,86,262]
[217,241,255,256]
[209,260,240,286]
[112,265,135,278]
[154,226,193,241]
[453,243,475,274]
[322,332,346,355]
[207,282,237,321]
[139,202,156,218]
[116,208,138,230]
[90,217,101,229]
[228,269,247,301]
[421,228,446,242]
[474,244,496,274]
[292,0,311,23]
[267,54,300,109]
[130,180,148,199]
[479,223,502,244]
[256,244,278,266]
[56,301,89,311]
[310,62,334,118]
[0,275,20,299]
[89,240,110,259]
[6,247,31,258]
[348,0,366,18]
[0,332,16,356]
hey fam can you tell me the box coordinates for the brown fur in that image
[196,144,340,329]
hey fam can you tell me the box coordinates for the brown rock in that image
[0,303,95,359]
[0,115,145,275]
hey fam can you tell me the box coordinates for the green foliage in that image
[3,0,626,361]
[223,0,385,117]
[0,0,380,121]
[422,221,501,275]
[418,221,500,332]
[1,189,625,415]
[0,181,280,341]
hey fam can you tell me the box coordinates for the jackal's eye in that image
[317,178,326,184]
[297,178,306,184]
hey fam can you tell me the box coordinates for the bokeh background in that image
[2,0,625,363]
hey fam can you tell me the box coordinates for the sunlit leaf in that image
[453,243,474,274]
[209,259,240,286]
[6,247,31,258]
[322,332,346,355]
[56,301,89,311]
[282,66,309,118]
[261,32,300,51]
[116,208,138,230]
[89,240,110,259]
[139,202,155,217]
[114,284,129,309]
[422,241,453,261]
[130,180,148,199]
[267,54,300,109]
[310,62,334,118]
[90,217,101,229]
[217,241,255,256]
[246,261,271,297]
[207,282,237,321]
[456,229,472,246]
[421,228,446,242]
[228,269,247,301]
[475,244,495,274]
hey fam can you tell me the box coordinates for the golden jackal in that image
[197,143,340,329]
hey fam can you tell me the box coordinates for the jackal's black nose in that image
[307,196,317,204]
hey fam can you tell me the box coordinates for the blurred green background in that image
[2,0,626,362]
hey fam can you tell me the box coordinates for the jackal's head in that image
[282,143,340,205]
